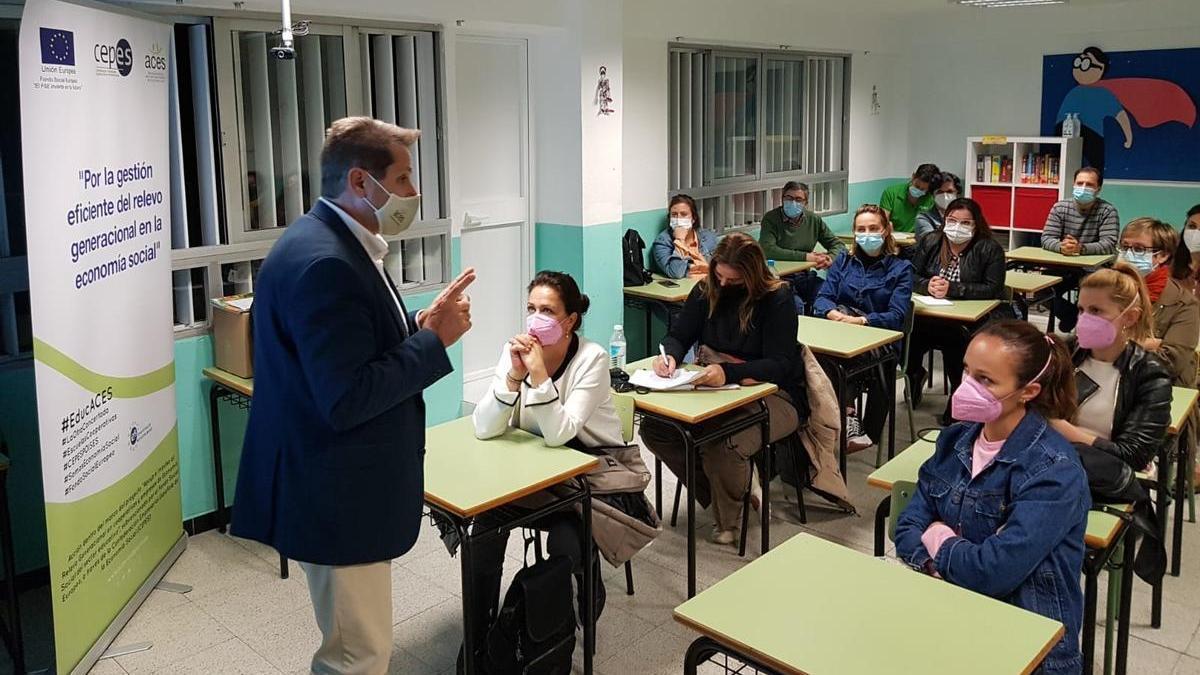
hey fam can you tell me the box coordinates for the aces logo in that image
[145,42,167,71]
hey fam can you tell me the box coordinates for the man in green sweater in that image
[879,163,940,233]
[758,181,846,313]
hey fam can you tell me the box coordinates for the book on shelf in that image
[1018,153,1061,185]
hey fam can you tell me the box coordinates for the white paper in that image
[629,368,702,391]
[912,294,952,307]
[226,297,254,311]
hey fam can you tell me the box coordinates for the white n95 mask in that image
[365,173,421,236]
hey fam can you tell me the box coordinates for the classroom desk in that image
[768,259,817,276]
[423,417,600,675]
[623,277,697,359]
[623,357,778,598]
[1169,388,1199,583]
[798,316,904,474]
[1006,270,1063,295]
[201,368,289,580]
[1004,247,1116,331]
[866,435,1136,675]
[673,533,1064,675]
[912,297,1000,323]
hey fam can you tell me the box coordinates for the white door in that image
[456,36,531,405]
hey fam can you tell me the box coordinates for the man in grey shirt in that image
[1041,166,1120,330]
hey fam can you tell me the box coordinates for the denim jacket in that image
[651,228,719,279]
[812,250,912,330]
[895,414,1091,674]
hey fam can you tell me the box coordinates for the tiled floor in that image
[6,355,1200,674]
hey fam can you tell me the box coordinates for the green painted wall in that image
[1101,182,1200,228]
[826,177,905,232]
[535,221,625,346]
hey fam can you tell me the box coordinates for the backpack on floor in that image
[483,553,576,674]
[622,229,653,287]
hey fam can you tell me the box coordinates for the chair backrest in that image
[613,392,635,444]
[888,480,918,543]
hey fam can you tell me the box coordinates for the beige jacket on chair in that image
[798,344,852,505]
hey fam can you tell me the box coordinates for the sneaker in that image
[711,528,738,546]
[847,434,873,454]
[845,411,862,438]
[749,465,763,512]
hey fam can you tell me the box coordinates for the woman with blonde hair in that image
[1049,263,1173,472]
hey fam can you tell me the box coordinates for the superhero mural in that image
[1041,46,1198,181]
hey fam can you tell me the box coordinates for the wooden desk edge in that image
[674,602,1063,675]
[622,287,690,303]
[865,476,892,491]
[424,457,600,519]
[673,612,804,675]
[805,332,904,359]
[915,305,995,323]
[202,368,253,397]
[633,384,779,425]
[1169,389,1200,435]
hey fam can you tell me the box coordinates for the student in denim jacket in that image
[812,204,912,449]
[896,320,1090,675]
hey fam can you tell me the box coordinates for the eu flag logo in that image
[40,27,74,66]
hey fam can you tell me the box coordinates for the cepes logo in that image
[145,42,166,71]
[94,37,133,77]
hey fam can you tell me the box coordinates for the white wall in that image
[902,0,1200,179]
[620,0,914,214]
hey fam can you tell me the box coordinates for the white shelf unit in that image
[964,136,1082,248]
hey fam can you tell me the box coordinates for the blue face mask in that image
[1073,185,1097,205]
[908,184,926,200]
[855,233,885,255]
[782,200,804,219]
[1122,249,1155,275]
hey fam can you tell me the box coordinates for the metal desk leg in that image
[279,553,289,579]
[580,481,595,671]
[458,519,479,675]
[644,301,654,361]
[1173,436,1189,577]
[1153,443,1169,629]
[686,428,697,598]
[208,383,229,533]
[654,456,663,519]
[759,400,772,555]
[1116,531,1136,675]
[683,636,721,675]
[1082,553,1099,675]
[873,496,891,557]
[886,355,897,462]
[0,474,23,675]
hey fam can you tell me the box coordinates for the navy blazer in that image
[230,200,453,565]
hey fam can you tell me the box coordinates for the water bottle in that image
[767,259,777,276]
[1062,113,1074,138]
[1071,113,1082,138]
[609,325,627,369]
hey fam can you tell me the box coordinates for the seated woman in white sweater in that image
[467,270,621,665]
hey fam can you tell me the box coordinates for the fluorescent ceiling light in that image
[955,0,1066,6]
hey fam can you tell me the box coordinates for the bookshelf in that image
[965,136,1082,248]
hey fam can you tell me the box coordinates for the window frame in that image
[669,43,852,230]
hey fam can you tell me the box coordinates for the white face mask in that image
[365,173,421,236]
[934,193,956,211]
[943,220,974,245]
[670,216,693,232]
[1185,228,1200,254]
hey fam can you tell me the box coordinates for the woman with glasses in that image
[758,180,846,312]
[907,197,1007,424]
[1118,218,1199,386]
[640,233,805,545]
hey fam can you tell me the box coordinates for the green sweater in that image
[757,207,846,261]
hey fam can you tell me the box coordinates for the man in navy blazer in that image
[231,117,474,674]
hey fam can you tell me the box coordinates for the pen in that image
[658,344,669,369]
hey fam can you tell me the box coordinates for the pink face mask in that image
[951,341,1053,423]
[526,312,565,346]
[1075,294,1138,350]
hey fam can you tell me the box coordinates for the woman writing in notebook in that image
[641,233,805,545]
[896,320,1089,675]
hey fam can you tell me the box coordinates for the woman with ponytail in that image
[895,320,1089,675]
[1048,263,1173,471]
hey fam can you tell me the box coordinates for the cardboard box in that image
[211,294,254,378]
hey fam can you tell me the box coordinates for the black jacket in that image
[662,283,807,414]
[910,232,1006,300]
[1069,337,1172,470]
